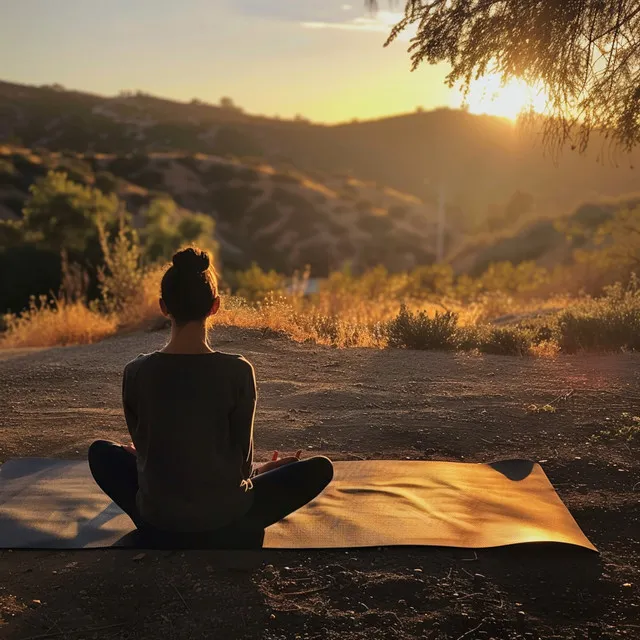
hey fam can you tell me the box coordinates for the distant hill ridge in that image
[2,79,639,227]
[0,145,441,273]
[3,79,640,277]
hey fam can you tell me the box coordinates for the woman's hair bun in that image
[172,247,210,273]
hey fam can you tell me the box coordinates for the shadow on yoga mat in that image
[0,458,596,551]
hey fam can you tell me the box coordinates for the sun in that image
[456,73,548,120]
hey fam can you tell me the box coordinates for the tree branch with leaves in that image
[367,0,640,153]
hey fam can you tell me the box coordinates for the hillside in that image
[0,146,441,274]
[2,80,639,229]
[450,193,640,275]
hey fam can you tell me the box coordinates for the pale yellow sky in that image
[0,0,527,123]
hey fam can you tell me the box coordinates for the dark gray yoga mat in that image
[0,458,596,550]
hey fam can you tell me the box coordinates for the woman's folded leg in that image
[88,439,140,525]
[246,456,334,528]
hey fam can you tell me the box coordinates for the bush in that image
[232,263,285,302]
[558,280,640,352]
[385,305,459,350]
[140,197,217,263]
[478,326,533,356]
[97,216,144,316]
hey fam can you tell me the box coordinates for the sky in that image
[0,0,459,123]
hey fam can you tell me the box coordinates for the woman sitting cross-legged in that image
[88,247,333,548]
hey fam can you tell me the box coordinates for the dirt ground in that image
[0,326,638,639]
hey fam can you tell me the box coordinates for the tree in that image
[140,196,218,263]
[219,96,242,112]
[368,1,640,152]
[22,171,119,253]
[587,204,640,277]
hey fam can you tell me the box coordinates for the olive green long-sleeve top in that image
[122,351,256,532]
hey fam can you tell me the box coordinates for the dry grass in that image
[216,295,387,348]
[0,297,117,349]
[117,265,166,330]
[0,266,164,350]
[2,265,639,356]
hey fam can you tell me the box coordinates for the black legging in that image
[88,440,333,548]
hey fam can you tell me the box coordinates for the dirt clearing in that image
[1,327,638,639]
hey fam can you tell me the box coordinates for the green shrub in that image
[385,305,459,350]
[479,326,533,356]
[140,197,217,263]
[558,281,640,352]
[232,263,285,302]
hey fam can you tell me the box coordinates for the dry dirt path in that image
[1,327,638,639]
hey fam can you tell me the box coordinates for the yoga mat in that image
[0,458,596,551]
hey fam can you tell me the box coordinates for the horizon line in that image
[0,77,520,128]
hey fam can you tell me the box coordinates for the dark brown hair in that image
[161,248,218,325]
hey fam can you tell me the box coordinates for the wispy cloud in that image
[301,11,413,40]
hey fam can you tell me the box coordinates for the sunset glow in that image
[459,73,548,120]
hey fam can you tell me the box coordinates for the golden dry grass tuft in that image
[117,265,166,330]
[0,297,117,349]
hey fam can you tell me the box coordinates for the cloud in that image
[234,1,357,23]
[301,11,413,39]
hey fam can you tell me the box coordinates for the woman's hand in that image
[254,450,301,475]
[122,442,137,456]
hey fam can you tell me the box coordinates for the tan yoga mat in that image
[0,458,596,551]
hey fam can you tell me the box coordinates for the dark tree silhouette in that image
[367,1,640,153]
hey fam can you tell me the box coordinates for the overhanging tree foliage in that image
[368,1,640,153]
